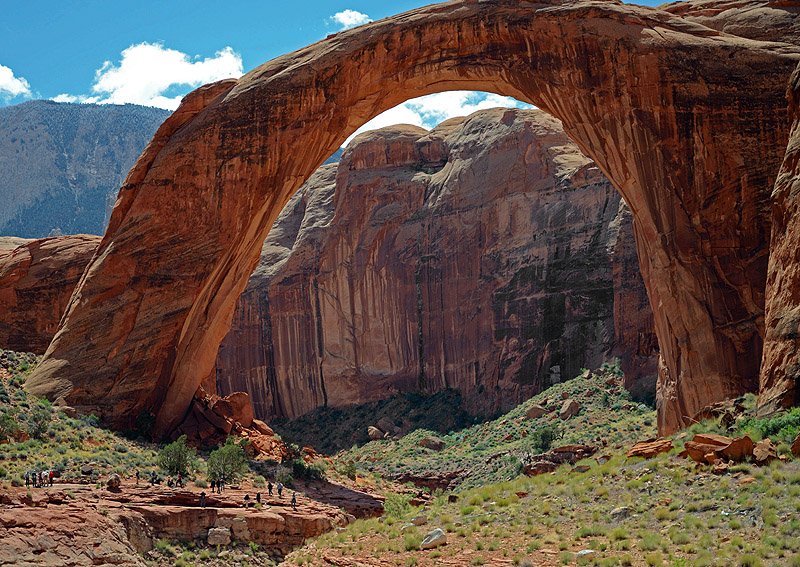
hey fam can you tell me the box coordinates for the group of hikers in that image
[25,470,53,488]
[199,480,298,510]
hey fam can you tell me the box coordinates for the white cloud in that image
[331,9,372,30]
[87,43,243,110]
[51,93,100,104]
[0,64,32,100]
[344,91,533,145]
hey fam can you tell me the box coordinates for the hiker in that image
[177,473,182,488]
[220,476,225,492]
[267,481,273,496]
[135,470,140,486]
[49,470,54,487]
[256,492,261,505]
[25,472,29,488]
[277,482,283,498]
[291,492,297,510]
[150,471,157,486]
[38,471,43,487]
[210,479,215,493]
[200,491,206,509]
[244,494,251,507]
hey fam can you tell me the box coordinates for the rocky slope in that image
[0,100,169,238]
[24,0,800,438]
[0,235,100,353]
[215,108,657,421]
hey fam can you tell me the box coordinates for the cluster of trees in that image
[158,435,249,481]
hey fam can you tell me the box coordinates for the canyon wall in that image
[215,108,656,420]
[761,61,800,414]
[0,235,100,354]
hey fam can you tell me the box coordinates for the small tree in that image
[0,411,19,442]
[158,435,196,476]
[207,437,249,482]
[27,403,52,440]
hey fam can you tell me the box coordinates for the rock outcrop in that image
[24,0,800,438]
[215,109,655,420]
[0,235,100,353]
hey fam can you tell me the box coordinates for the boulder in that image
[526,405,549,420]
[418,436,446,452]
[792,432,800,458]
[81,464,93,476]
[410,515,427,526]
[368,426,384,441]
[420,528,447,550]
[251,419,274,436]
[106,474,121,489]
[627,438,673,459]
[609,506,631,520]
[376,417,398,435]
[719,435,755,462]
[223,392,254,428]
[559,399,580,420]
[524,461,558,476]
[208,526,232,546]
[683,433,754,464]
[753,439,777,466]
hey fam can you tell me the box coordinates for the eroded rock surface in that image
[0,235,100,353]
[215,109,656,420]
[24,0,800,437]
[761,62,800,415]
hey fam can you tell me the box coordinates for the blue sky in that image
[0,0,662,138]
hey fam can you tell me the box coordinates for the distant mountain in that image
[0,100,171,238]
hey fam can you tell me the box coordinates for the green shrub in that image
[158,435,195,476]
[207,437,249,482]
[530,424,559,454]
[27,403,52,440]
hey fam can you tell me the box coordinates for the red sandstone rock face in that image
[663,0,800,46]
[24,0,800,438]
[0,235,100,353]
[761,63,800,414]
[215,108,656,420]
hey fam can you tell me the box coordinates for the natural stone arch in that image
[26,0,800,437]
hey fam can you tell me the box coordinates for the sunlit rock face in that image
[0,235,100,354]
[214,108,658,420]
[24,0,800,437]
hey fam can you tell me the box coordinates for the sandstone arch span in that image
[26,0,800,437]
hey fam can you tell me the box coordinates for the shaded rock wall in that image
[24,0,800,437]
[215,108,656,420]
[761,62,800,414]
[0,235,100,353]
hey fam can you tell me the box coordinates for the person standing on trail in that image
[277,482,283,498]
[177,473,182,488]
[291,492,297,510]
[256,492,261,505]
[267,481,273,496]
[49,470,54,487]
[25,472,29,488]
